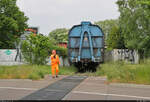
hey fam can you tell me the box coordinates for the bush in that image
[21,34,53,65]
[21,34,67,65]
[54,46,67,58]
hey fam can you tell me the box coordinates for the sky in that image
[17,0,120,35]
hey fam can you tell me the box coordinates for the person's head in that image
[52,50,56,55]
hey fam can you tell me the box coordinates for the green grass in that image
[75,59,150,85]
[95,60,150,85]
[1,60,150,85]
[0,65,77,80]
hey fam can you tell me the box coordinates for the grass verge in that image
[75,59,150,85]
[95,60,150,85]
[1,60,150,85]
[0,65,77,80]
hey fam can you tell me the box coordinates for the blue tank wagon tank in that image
[68,21,104,72]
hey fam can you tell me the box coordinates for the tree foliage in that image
[117,0,150,58]
[95,19,125,50]
[0,0,28,49]
[106,25,125,50]
[21,34,67,65]
[95,19,119,40]
[49,28,68,44]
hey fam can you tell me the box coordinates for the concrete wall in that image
[104,49,139,64]
[0,49,70,66]
[104,50,113,62]
[0,49,139,66]
[0,49,25,65]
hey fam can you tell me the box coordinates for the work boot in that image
[56,75,58,78]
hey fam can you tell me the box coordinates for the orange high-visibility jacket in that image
[50,54,60,65]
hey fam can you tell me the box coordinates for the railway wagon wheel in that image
[74,62,99,73]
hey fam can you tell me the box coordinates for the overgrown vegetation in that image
[21,34,67,65]
[0,65,77,80]
[1,62,150,85]
[71,59,150,85]
[95,60,150,85]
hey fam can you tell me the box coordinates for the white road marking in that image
[0,79,32,81]
[73,91,150,100]
[0,87,37,91]
[62,92,72,100]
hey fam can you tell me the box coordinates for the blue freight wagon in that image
[68,21,104,72]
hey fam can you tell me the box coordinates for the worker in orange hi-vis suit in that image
[50,50,60,78]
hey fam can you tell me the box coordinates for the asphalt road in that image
[0,75,67,100]
[21,76,87,100]
[0,75,150,100]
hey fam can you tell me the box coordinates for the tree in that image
[95,19,125,50]
[0,0,28,49]
[49,28,68,44]
[21,34,67,65]
[21,34,53,65]
[106,25,125,50]
[95,19,119,41]
[117,0,150,58]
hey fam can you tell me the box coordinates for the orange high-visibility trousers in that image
[51,64,59,76]
[50,54,60,77]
